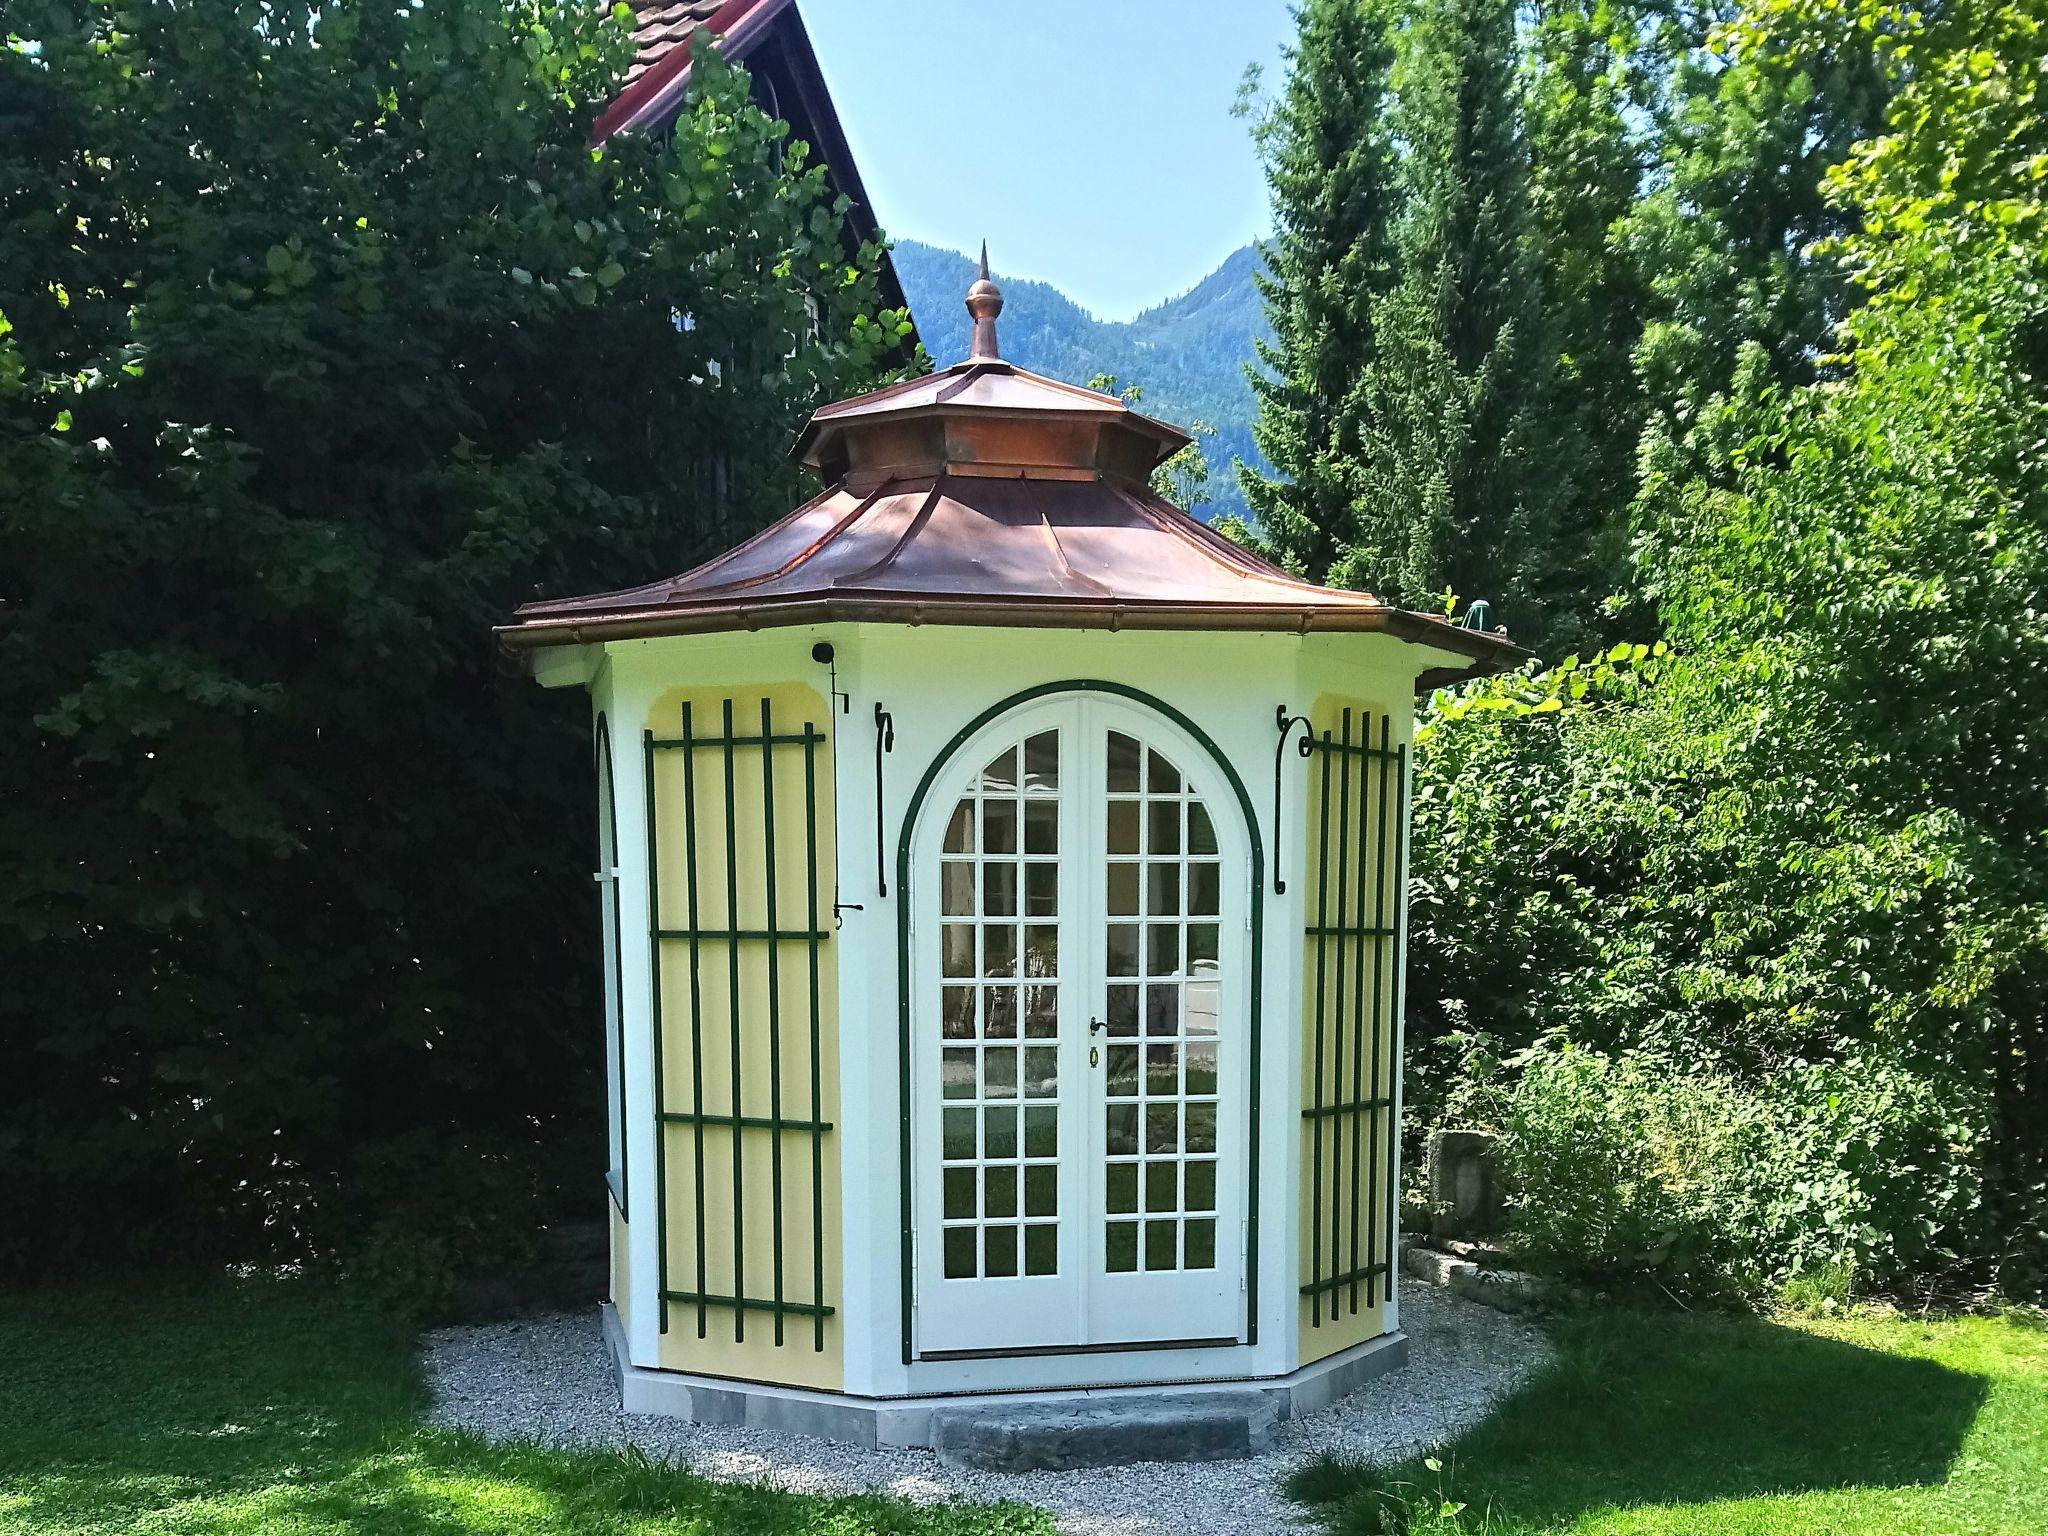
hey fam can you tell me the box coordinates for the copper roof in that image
[502,261,1524,687]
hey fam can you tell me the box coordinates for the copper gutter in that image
[496,590,1524,667]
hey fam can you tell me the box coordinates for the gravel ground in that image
[422,1279,1550,1535]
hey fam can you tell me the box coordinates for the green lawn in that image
[0,1276,1049,1536]
[1291,1304,2048,1535]
[2,1277,2042,1536]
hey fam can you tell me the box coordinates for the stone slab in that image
[602,1305,1408,1454]
[1402,1243,1478,1288]
[929,1391,1278,1472]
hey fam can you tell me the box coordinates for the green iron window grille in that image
[643,698,836,1351]
[1297,708,1408,1326]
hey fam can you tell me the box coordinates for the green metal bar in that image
[660,1111,835,1133]
[1329,709,1354,1319]
[1299,1260,1390,1298]
[1300,1096,1396,1121]
[1363,714,1391,1310]
[1304,925,1400,939]
[649,732,818,750]
[1308,726,1333,1329]
[655,927,831,942]
[759,698,787,1346]
[680,705,709,1339]
[803,722,828,1352]
[642,730,670,1336]
[661,1289,837,1319]
[1303,737,1404,764]
[721,699,745,1344]
[1385,740,1411,1313]
[1343,720,1376,1310]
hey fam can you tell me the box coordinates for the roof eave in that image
[496,595,1528,691]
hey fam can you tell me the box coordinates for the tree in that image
[1622,0,1893,548]
[1408,0,2047,1299]
[1343,0,1545,621]
[0,0,913,1270]
[1520,0,1651,646]
[1237,0,1401,580]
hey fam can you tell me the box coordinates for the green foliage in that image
[1342,0,1545,617]
[0,0,912,1272]
[1239,0,1400,578]
[1492,1040,1987,1298]
[1406,0,2047,1300]
[1519,0,1650,648]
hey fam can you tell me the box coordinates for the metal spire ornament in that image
[965,241,1004,362]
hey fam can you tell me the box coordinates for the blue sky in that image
[799,0,1296,321]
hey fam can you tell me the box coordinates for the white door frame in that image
[907,690,1253,1359]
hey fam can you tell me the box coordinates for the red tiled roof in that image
[620,0,728,89]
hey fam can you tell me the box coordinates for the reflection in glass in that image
[1107,732,1141,792]
[1024,730,1059,792]
[942,986,975,1040]
[981,746,1018,792]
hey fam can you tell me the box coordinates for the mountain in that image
[891,240,1272,520]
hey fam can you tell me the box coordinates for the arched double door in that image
[909,694,1250,1356]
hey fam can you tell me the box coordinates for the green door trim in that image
[893,680,1267,1364]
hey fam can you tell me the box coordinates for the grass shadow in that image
[0,1272,1052,1535]
[1294,1305,1997,1532]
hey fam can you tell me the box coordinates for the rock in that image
[1448,1267,1553,1314]
[1401,1244,1478,1289]
[1428,1128,1504,1240]
[928,1391,1278,1472]
[1440,1238,1516,1269]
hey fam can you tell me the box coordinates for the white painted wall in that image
[536,618,1460,1396]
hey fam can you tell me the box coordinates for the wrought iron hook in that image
[1272,705,1314,894]
[873,702,895,897]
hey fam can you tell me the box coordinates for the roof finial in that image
[965,240,1003,362]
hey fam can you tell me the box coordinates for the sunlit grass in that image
[1289,1303,2048,1535]
[0,1274,1049,1536]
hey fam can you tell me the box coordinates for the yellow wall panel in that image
[1297,692,1402,1365]
[642,682,843,1390]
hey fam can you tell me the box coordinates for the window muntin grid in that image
[938,729,1061,1280]
[1103,731,1221,1274]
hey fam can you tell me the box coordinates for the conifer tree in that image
[1521,0,1649,645]
[1344,0,1543,620]
[1237,0,1400,581]
[1624,9,1892,540]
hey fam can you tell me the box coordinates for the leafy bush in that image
[1494,1040,1989,1299]
[0,1,912,1272]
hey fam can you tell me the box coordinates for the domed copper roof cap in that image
[501,257,1524,689]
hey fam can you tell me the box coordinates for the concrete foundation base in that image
[602,1305,1408,1455]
